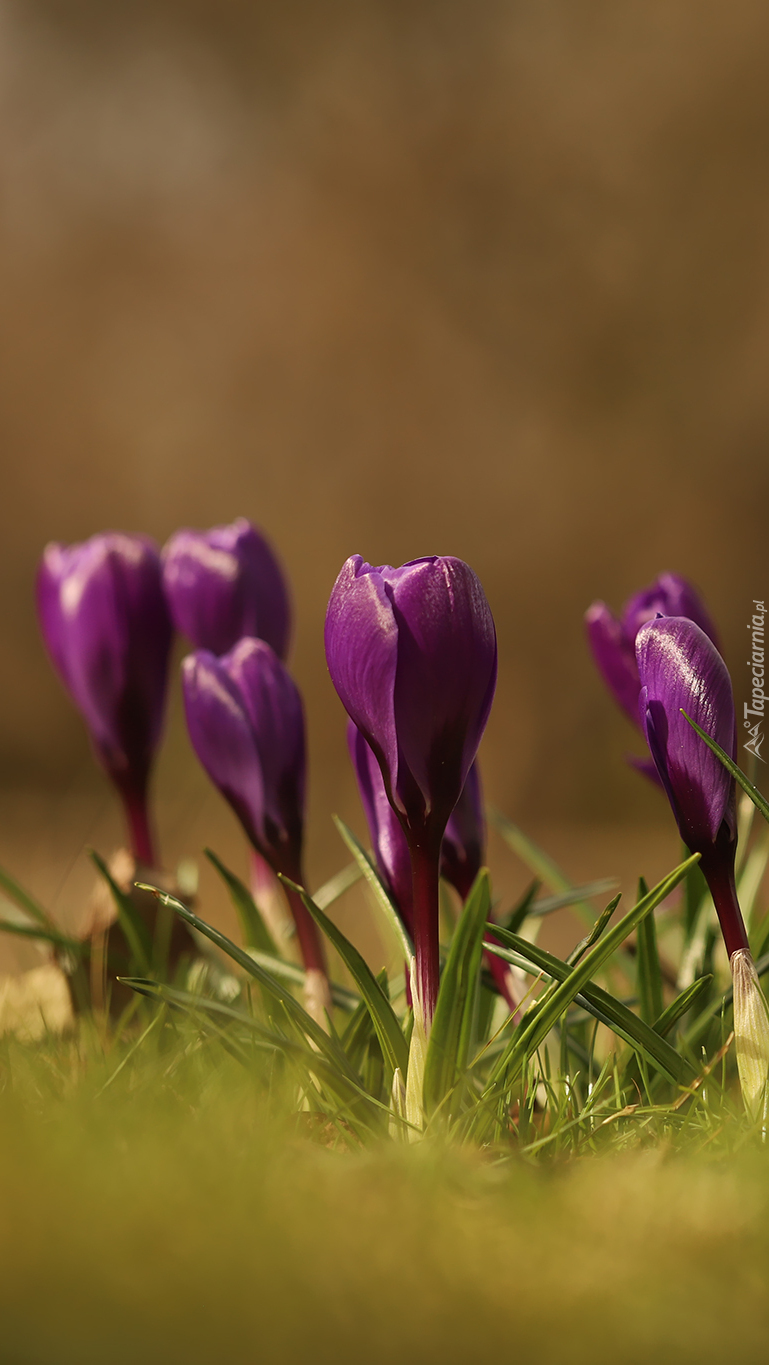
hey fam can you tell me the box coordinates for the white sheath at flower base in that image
[730,949,769,1120]
[404,958,428,1139]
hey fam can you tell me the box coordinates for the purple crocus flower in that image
[36,532,172,865]
[181,637,327,990]
[162,518,291,660]
[326,555,498,1023]
[586,572,719,727]
[637,615,769,1113]
[441,762,485,904]
[636,616,747,959]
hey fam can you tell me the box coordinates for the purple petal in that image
[623,572,719,652]
[181,650,267,850]
[36,533,171,793]
[348,721,413,931]
[636,617,735,849]
[324,556,400,799]
[224,638,306,858]
[387,557,497,825]
[162,518,291,659]
[585,601,641,724]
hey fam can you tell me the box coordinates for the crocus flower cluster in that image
[629,610,768,1115]
[36,520,331,1007]
[326,555,498,1025]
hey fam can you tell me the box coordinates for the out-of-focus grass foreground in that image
[3,2,769,1360]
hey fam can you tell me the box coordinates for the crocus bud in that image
[36,532,172,865]
[636,616,769,1113]
[326,555,497,1024]
[586,572,718,728]
[162,518,291,660]
[181,638,327,995]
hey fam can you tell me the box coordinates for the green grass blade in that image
[246,950,359,1012]
[333,816,413,961]
[204,848,278,955]
[423,870,491,1115]
[91,850,152,972]
[681,712,769,825]
[120,977,383,1134]
[0,864,55,928]
[501,880,540,933]
[528,879,618,920]
[635,877,663,1025]
[0,916,85,953]
[280,875,409,1077]
[488,928,690,1083]
[134,882,358,1078]
[485,854,699,1096]
[653,975,712,1037]
[313,862,363,911]
[567,896,621,966]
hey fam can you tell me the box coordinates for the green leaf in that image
[653,975,712,1038]
[134,883,360,1083]
[91,850,152,972]
[313,861,363,911]
[567,896,621,966]
[119,977,382,1135]
[246,949,359,1012]
[487,927,691,1084]
[423,870,491,1115]
[501,880,540,934]
[528,879,619,920]
[0,864,55,928]
[280,875,409,1078]
[681,711,769,826]
[0,916,85,953]
[635,876,663,1026]
[333,816,413,961]
[204,848,278,954]
[482,854,699,1107]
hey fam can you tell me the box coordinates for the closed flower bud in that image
[181,638,327,991]
[586,572,718,727]
[163,517,291,660]
[327,555,497,1023]
[36,532,172,865]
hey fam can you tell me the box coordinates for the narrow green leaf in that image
[483,853,699,1102]
[681,711,769,826]
[280,875,409,1078]
[0,917,85,953]
[635,876,663,1026]
[488,928,690,1083]
[501,880,540,934]
[567,896,621,966]
[653,975,712,1037]
[423,870,491,1114]
[247,949,359,1012]
[91,850,152,972]
[528,879,618,920]
[333,816,413,961]
[120,977,382,1134]
[204,848,278,954]
[313,861,363,911]
[134,883,360,1082]
[0,864,55,928]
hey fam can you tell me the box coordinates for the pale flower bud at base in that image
[731,949,769,1121]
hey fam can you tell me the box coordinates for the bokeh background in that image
[1,0,768,968]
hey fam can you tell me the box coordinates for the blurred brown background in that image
[1,0,768,965]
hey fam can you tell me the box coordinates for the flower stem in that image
[410,836,441,1029]
[700,849,750,960]
[122,789,157,868]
